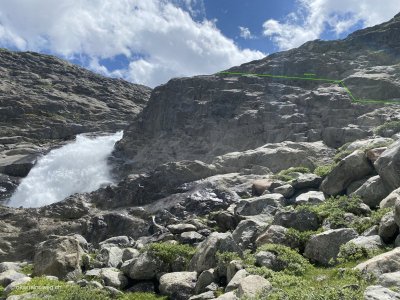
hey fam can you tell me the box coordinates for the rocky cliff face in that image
[0,49,151,199]
[115,13,400,173]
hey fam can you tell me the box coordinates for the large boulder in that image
[295,191,325,205]
[159,272,197,300]
[321,150,373,195]
[352,176,391,208]
[378,271,400,289]
[236,275,272,298]
[122,251,168,280]
[96,245,123,268]
[344,236,384,252]
[291,174,322,190]
[379,212,399,243]
[234,194,284,216]
[364,285,400,300]
[394,199,400,227]
[354,248,400,277]
[381,188,400,209]
[189,232,242,273]
[273,209,320,232]
[304,228,358,265]
[85,268,128,289]
[232,219,267,250]
[256,225,291,247]
[33,235,84,279]
[375,140,400,190]
[0,270,28,287]
[225,269,249,292]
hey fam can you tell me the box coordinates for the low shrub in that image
[313,163,336,177]
[285,228,323,252]
[145,242,196,266]
[118,292,168,300]
[374,121,400,137]
[254,266,373,300]
[19,263,34,275]
[9,277,110,300]
[216,251,241,266]
[337,242,386,264]
[351,207,392,234]
[257,244,312,276]
[296,195,364,228]
[274,166,311,182]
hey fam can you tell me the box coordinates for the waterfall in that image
[7,131,123,208]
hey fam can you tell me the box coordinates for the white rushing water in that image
[8,131,123,208]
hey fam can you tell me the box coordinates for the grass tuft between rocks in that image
[313,163,336,177]
[9,277,110,300]
[257,244,312,276]
[227,243,377,300]
[374,120,400,137]
[273,166,311,182]
[9,277,167,300]
[118,292,168,300]
[144,242,196,265]
[296,195,364,229]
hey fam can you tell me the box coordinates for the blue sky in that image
[0,0,398,87]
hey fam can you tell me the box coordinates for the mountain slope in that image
[115,13,400,173]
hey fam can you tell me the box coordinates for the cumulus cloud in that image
[0,0,264,87]
[239,26,255,39]
[263,0,400,50]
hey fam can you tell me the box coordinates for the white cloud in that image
[0,0,264,87]
[239,26,255,39]
[263,0,400,50]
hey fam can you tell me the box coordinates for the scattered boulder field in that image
[1,11,400,300]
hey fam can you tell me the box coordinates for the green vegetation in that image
[285,228,323,252]
[374,120,400,137]
[274,166,311,182]
[313,163,336,177]
[20,263,34,275]
[296,195,364,229]
[337,242,387,264]
[9,277,110,300]
[263,267,373,300]
[216,251,242,266]
[242,245,373,300]
[351,207,392,234]
[118,292,168,300]
[145,242,196,266]
[257,244,312,276]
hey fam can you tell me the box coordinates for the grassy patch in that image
[274,167,311,182]
[20,263,34,275]
[216,251,243,268]
[313,163,336,177]
[374,121,400,137]
[118,292,168,300]
[263,266,373,300]
[337,242,387,264]
[257,244,312,276]
[145,242,196,266]
[296,195,365,229]
[9,277,110,300]
[351,207,392,234]
[285,228,324,252]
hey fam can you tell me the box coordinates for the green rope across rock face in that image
[217,71,400,105]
